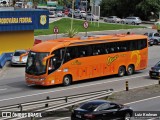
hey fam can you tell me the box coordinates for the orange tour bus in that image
[25,34,148,86]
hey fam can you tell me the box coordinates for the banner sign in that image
[0,9,49,32]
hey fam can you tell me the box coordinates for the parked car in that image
[104,16,121,23]
[73,10,83,19]
[64,9,69,15]
[56,11,64,17]
[122,17,142,25]
[148,38,154,46]
[49,11,57,18]
[86,13,99,21]
[144,32,160,45]
[11,50,28,66]
[80,11,86,19]
[149,61,160,78]
[71,10,86,19]
[68,10,74,17]
[71,100,133,120]
[144,33,154,46]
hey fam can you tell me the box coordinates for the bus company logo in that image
[131,50,141,67]
[107,55,119,65]
[71,60,81,65]
[40,15,47,25]
[120,54,126,57]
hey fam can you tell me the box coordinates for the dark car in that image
[149,61,160,79]
[71,100,133,120]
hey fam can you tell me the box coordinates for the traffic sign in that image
[83,21,89,29]
[53,26,59,34]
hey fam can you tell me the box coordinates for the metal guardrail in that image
[0,89,113,120]
[0,52,12,68]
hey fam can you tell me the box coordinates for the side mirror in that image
[19,52,29,62]
[42,54,55,65]
[117,105,123,110]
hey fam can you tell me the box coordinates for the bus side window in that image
[64,46,77,63]
[105,48,109,54]
[78,45,92,57]
[92,44,105,55]
[138,39,147,49]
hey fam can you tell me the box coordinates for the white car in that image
[11,50,28,66]
[49,11,57,18]
[56,11,64,17]
[104,16,121,23]
[86,13,99,21]
[122,17,142,25]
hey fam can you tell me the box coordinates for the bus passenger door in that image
[76,59,92,80]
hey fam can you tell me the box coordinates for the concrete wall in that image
[0,30,34,54]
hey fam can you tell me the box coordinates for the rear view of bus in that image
[25,34,148,86]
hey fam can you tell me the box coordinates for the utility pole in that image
[71,0,74,30]
[86,0,87,12]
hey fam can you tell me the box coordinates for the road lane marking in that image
[124,95,160,105]
[0,88,7,91]
[55,117,70,120]
[0,74,149,102]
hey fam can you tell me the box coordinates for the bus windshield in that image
[26,52,49,75]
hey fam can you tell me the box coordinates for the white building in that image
[90,0,102,6]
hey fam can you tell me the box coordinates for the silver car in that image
[11,50,28,66]
[86,13,99,21]
[104,16,121,23]
[122,17,142,25]
[144,32,160,45]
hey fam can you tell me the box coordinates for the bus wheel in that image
[118,66,126,77]
[127,65,134,75]
[63,75,72,86]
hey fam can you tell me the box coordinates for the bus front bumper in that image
[26,79,55,86]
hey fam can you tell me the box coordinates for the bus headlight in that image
[63,68,68,72]
[51,80,55,84]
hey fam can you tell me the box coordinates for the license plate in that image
[76,114,81,118]
[152,73,157,75]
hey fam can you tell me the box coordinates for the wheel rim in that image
[154,41,158,45]
[125,113,131,119]
[119,67,125,76]
[128,67,133,74]
[64,77,70,85]
[120,70,124,76]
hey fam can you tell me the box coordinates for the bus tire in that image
[127,65,134,75]
[118,66,126,77]
[63,75,72,86]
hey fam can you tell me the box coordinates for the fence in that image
[0,89,113,120]
[0,52,12,68]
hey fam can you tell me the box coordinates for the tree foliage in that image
[100,0,160,20]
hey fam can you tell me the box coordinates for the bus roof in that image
[31,34,147,53]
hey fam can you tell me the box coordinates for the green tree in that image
[100,0,160,20]
[58,0,64,6]
[136,0,160,20]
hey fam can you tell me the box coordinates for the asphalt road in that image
[0,44,160,108]
[0,17,158,120]
[42,96,160,120]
